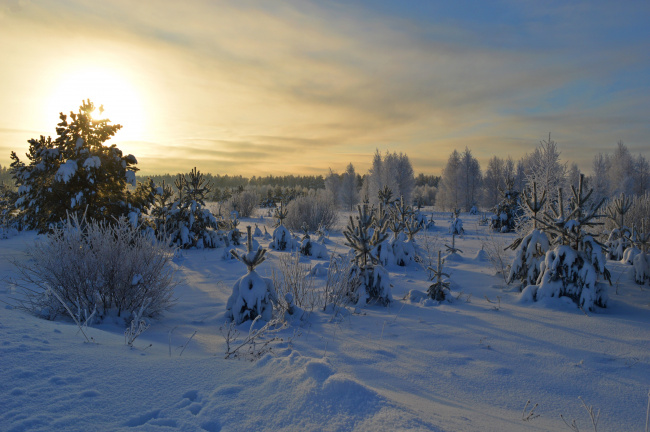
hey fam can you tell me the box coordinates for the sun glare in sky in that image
[45,65,146,142]
[1,1,649,175]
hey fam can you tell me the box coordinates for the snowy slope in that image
[1,212,649,431]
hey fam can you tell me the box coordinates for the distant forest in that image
[137,172,440,191]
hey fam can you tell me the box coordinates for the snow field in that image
[1,211,649,431]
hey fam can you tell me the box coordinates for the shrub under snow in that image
[13,216,176,321]
[226,227,277,324]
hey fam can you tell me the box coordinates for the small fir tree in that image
[427,251,451,301]
[523,175,610,311]
[489,177,522,233]
[270,200,292,251]
[507,181,550,289]
[166,168,222,249]
[226,226,277,324]
[604,193,633,260]
[631,222,650,284]
[344,204,392,306]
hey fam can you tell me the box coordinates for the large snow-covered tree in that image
[483,156,506,209]
[10,100,149,232]
[438,148,482,211]
[437,150,462,211]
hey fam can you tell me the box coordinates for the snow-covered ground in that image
[1,211,649,432]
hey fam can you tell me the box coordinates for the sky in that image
[1,0,649,176]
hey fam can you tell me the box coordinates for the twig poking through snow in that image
[522,399,540,422]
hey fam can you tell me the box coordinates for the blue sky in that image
[1,0,649,175]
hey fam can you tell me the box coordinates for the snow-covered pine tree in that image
[507,181,550,289]
[388,197,419,266]
[489,177,522,233]
[372,202,393,266]
[448,209,464,235]
[166,168,222,249]
[524,175,610,311]
[226,226,276,324]
[604,193,633,261]
[298,222,328,258]
[0,182,19,237]
[10,100,151,232]
[344,204,392,306]
[427,251,451,301]
[631,222,650,285]
[270,200,292,251]
[151,180,175,235]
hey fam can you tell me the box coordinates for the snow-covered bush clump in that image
[165,168,225,249]
[415,211,435,230]
[9,100,153,232]
[520,176,611,311]
[226,226,277,324]
[605,228,632,261]
[299,224,329,259]
[343,205,392,306]
[489,178,522,233]
[13,215,176,321]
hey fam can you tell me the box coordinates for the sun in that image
[45,65,147,142]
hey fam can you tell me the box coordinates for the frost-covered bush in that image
[13,216,176,321]
[10,100,152,232]
[272,253,316,322]
[343,205,392,306]
[284,191,338,232]
[226,226,277,324]
[228,190,259,218]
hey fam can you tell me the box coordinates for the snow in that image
[1,211,649,431]
[125,170,137,186]
[54,160,78,184]
[82,156,101,169]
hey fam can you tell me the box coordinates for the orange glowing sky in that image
[1,1,649,176]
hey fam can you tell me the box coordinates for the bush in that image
[284,191,338,232]
[13,216,177,321]
[228,190,259,218]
